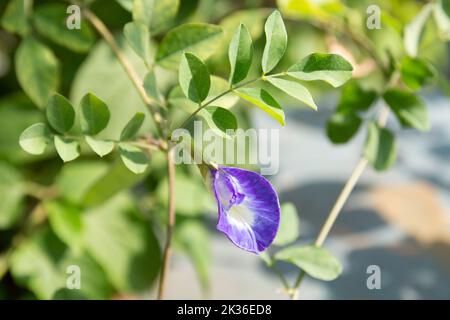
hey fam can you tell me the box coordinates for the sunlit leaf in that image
[229,23,253,84]
[19,123,52,155]
[179,52,211,103]
[0,162,24,229]
[235,87,285,125]
[124,21,150,63]
[404,4,433,57]
[287,53,353,87]
[85,136,115,157]
[119,143,148,174]
[275,245,342,281]
[54,135,80,162]
[262,10,287,73]
[267,77,317,110]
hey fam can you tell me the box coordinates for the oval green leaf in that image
[19,123,52,155]
[364,122,397,171]
[383,89,430,132]
[229,23,253,84]
[275,245,342,281]
[267,77,317,110]
[326,112,362,144]
[46,94,75,134]
[80,93,110,135]
[120,112,145,141]
[262,10,287,73]
[15,37,60,108]
[33,3,95,53]
[124,21,150,64]
[119,143,149,174]
[179,52,211,103]
[235,87,285,126]
[54,135,80,162]
[156,23,224,69]
[287,53,353,88]
[85,136,114,157]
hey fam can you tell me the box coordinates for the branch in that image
[157,149,176,299]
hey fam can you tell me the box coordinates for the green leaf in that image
[179,52,211,103]
[400,57,436,91]
[119,143,148,174]
[80,93,110,135]
[124,21,150,63]
[326,113,362,144]
[143,72,163,102]
[235,87,285,125]
[383,89,430,132]
[287,53,353,88]
[0,162,24,229]
[273,203,300,246]
[229,23,253,84]
[56,161,109,204]
[150,0,179,34]
[174,221,210,289]
[336,81,377,114]
[404,4,433,57]
[364,122,397,171]
[45,201,83,251]
[83,161,148,206]
[156,23,224,69]
[15,37,60,108]
[433,1,450,39]
[85,136,114,157]
[54,135,80,162]
[199,106,238,138]
[1,0,30,36]
[19,123,52,155]
[275,245,342,281]
[262,10,287,73]
[120,112,145,141]
[46,94,75,134]
[267,77,317,110]
[132,0,154,26]
[33,3,95,53]
[168,76,238,114]
[83,194,161,292]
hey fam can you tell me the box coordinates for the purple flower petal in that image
[211,166,280,254]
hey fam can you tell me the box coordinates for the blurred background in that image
[0,0,449,299]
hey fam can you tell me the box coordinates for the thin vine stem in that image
[157,149,176,300]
